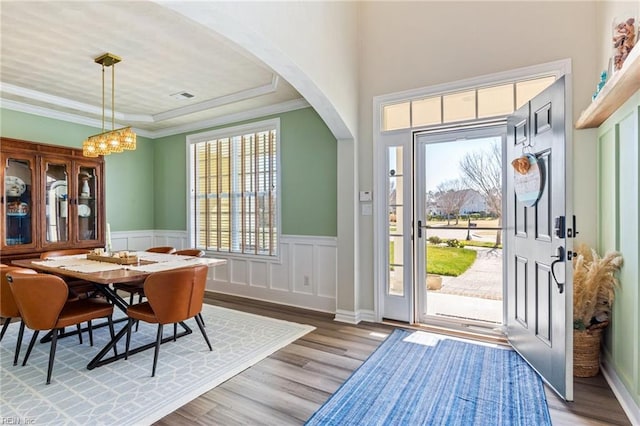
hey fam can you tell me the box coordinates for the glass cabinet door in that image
[3,155,37,249]
[75,163,100,242]
[43,159,70,244]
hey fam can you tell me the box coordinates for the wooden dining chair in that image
[124,265,212,377]
[7,272,115,384]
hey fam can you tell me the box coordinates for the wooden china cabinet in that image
[1,138,105,262]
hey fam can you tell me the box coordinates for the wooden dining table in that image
[12,252,226,369]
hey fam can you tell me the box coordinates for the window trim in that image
[186,118,281,261]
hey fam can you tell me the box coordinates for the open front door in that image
[506,77,573,400]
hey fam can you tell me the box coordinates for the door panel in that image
[506,76,572,400]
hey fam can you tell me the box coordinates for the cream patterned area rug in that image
[0,304,315,425]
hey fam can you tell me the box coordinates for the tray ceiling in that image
[0,1,305,138]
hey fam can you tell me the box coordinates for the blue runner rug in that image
[306,329,551,426]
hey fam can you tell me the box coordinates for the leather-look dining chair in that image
[40,249,96,300]
[125,265,212,377]
[0,267,34,341]
[1,267,37,365]
[7,272,115,384]
[146,246,177,254]
[174,248,205,257]
[115,246,177,306]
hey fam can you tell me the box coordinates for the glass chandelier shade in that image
[83,53,136,157]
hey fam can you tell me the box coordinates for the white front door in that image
[505,77,573,400]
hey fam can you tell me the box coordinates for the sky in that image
[424,136,500,192]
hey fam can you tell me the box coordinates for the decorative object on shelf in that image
[6,201,29,216]
[79,172,92,197]
[78,204,91,218]
[613,17,636,71]
[512,153,544,207]
[105,222,112,253]
[82,53,136,157]
[572,243,624,377]
[592,70,608,100]
[5,176,26,196]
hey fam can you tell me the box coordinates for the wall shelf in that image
[575,45,640,129]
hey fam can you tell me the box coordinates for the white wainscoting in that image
[111,231,337,313]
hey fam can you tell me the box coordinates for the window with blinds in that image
[188,120,279,257]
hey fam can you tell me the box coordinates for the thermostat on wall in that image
[359,191,372,202]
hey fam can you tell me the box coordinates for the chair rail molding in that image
[113,231,337,313]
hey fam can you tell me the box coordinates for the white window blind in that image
[190,125,278,257]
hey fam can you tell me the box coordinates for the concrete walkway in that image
[427,246,503,324]
[438,246,503,300]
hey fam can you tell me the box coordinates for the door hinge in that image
[417,220,422,238]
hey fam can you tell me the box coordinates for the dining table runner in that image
[32,252,223,274]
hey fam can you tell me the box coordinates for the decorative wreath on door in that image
[511,153,545,207]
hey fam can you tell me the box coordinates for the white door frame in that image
[373,59,572,323]
[413,124,507,326]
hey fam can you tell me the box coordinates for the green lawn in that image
[427,246,477,276]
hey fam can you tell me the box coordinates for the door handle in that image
[550,246,565,294]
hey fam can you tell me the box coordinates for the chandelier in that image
[83,53,136,157]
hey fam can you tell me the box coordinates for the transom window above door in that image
[382,76,555,131]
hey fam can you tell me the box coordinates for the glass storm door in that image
[414,126,506,327]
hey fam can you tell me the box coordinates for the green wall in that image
[597,93,640,409]
[153,107,337,236]
[0,109,155,231]
[1,107,337,237]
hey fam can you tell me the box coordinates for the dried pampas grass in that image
[573,243,623,329]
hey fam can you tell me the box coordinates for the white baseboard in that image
[601,360,640,425]
[334,309,376,324]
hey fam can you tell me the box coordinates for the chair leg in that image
[125,318,133,360]
[198,313,206,328]
[76,323,83,344]
[0,317,11,342]
[46,329,58,385]
[108,316,118,357]
[152,324,163,377]
[173,323,177,341]
[194,313,212,351]
[22,330,40,366]
[88,320,94,346]
[13,321,25,366]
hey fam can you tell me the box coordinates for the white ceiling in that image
[0,1,306,139]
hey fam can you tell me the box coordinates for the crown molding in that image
[0,97,310,139]
[1,73,281,126]
[147,98,310,138]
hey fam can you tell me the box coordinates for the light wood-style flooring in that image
[155,293,631,425]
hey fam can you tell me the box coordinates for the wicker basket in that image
[573,321,608,377]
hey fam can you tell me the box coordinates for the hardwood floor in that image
[154,293,631,425]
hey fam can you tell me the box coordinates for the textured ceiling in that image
[0,1,305,138]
